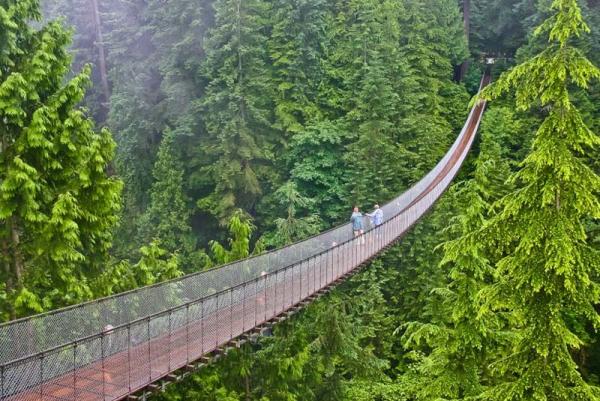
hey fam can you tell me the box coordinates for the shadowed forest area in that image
[1,0,599,399]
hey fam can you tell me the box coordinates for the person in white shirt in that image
[367,204,383,227]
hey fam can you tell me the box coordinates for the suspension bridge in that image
[0,74,491,401]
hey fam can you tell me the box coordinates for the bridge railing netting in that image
[0,77,488,400]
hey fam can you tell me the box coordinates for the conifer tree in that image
[344,58,409,205]
[106,0,166,257]
[342,0,410,206]
[269,0,330,135]
[388,191,455,338]
[42,0,111,123]
[264,181,322,247]
[479,0,600,399]
[137,132,195,264]
[209,210,259,265]
[286,120,350,223]
[147,0,211,125]
[401,111,513,400]
[382,0,471,334]
[0,0,122,318]
[198,0,276,222]
[93,240,182,297]
[398,0,469,182]
[470,0,536,56]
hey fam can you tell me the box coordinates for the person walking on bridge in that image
[351,206,364,243]
[102,324,114,384]
[366,204,383,227]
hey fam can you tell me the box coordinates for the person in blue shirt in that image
[367,204,383,227]
[350,206,364,239]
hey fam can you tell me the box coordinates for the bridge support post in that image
[326,250,330,288]
[146,317,152,383]
[300,261,303,303]
[345,242,349,275]
[312,256,317,293]
[348,241,352,272]
[283,265,296,309]
[101,332,106,401]
[360,233,364,266]
[274,272,278,319]
[335,245,339,281]
[295,263,300,305]
[185,305,190,366]
[254,280,258,328]
[353,238,357,272]
[168,311,172,373]
[127,325,132,394]
[229,290,233,342]
[262,275,267,325]
[200,300,205,356]
[242,283,247,333]
[317,256,321,291]
[72,342,77,401]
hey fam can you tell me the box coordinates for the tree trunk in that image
[2,237,16,320]
[236,0,246,122]
[245,375,251,401]
[90,0,110,108]
[3,217,22,320]
[1,136,17,320]
[463,0,470,40]
[459,0,470,81]
[10,218,22,285]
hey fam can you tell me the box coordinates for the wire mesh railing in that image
[0,75,489,401]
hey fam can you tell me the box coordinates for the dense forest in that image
[1,0,599,400]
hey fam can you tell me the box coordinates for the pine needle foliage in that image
[400,112,513,400]
[342,0,410,207]
[137,131,195,261]
[478,0,600,399]
[93,240,182,297]
[198,0,276,222]
[269,0,329,135]
[209,210,258,265]
[0,0,122,319]
[265,181,322,247]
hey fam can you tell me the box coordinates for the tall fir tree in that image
[106,0,167,258]
[256,0,331,233]
[93,240,182,297]
[147,0,212,129]
[262,181,322,247]
[268,0,330,135]
[397,0,469,183]
[470,0,537,56]
[479,0,600,399]
[209,210,259,265]
[137,131,196,269]
[401,108,514,400]
[342,0,411,207]
[197,0,277,222]
[0,0,122,319]
[42,0,111,123]
[286,120,350,224]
